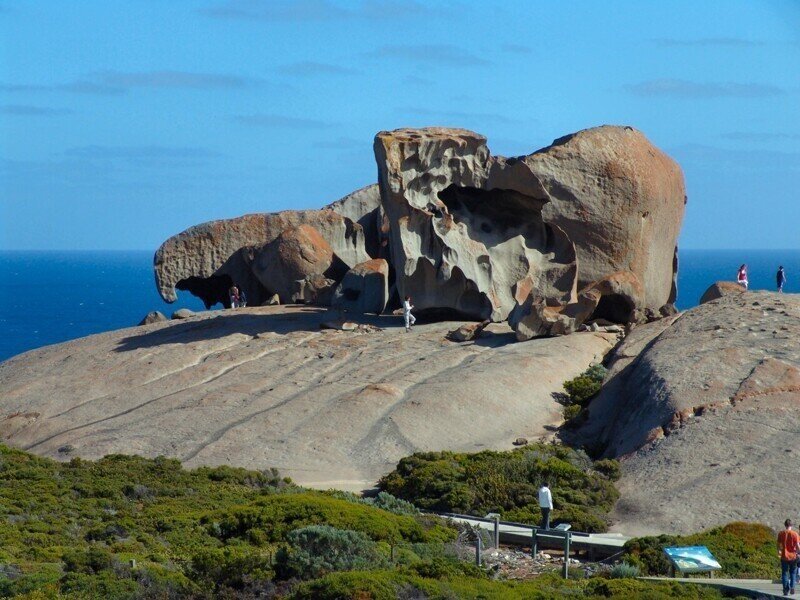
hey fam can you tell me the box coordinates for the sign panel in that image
[663,546,722,573]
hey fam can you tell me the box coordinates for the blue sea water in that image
[1,249,798,362]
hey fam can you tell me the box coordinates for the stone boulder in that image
[373,125,685,322]
[248,224,345,303]
[331,259,390,315]
[154,201,374,309]
[292,274,337,305]
[171,308,195,320]
[567,291,800,534]
[699,281,745,304]
[446,320,491,342]
[138,311,167,326]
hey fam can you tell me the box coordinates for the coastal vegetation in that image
[0,442,772,598]
[377,444,620,533]
[561,364,607,422]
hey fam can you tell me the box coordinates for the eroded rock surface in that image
[373,125,685,327]
[332,258,390,315]
[570,291,800,535]
[155,203,372,309]
[0,307,615,490]
[699,280,745,305]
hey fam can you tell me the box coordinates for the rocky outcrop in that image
[374,125,685,327]
[138,311,167,325]
[171,308,195,320]
[568,291,800,534]
[699,281,745,304]
[248,224,347,304]
[374,128,578,322]
[331,259,390,315]
[155,203,373,309]
[0,306,616,490]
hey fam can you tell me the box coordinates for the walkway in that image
[643,577,786,599]
[435,511,630,558]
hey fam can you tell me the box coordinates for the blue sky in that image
[1,0,799,250]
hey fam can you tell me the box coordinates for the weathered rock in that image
[0,306,615,490]
[138,311,167,326]
[155,207,372,309]
[374,125,685,322]
[292,274,336,305]
[446,320,491,342]
[325,184,386,258]
[331,259,390,315]
[264,294,280,306]
[569,292,800,535]
[171,308,195,320]
[699,281,746,304]
[375,127,578,321]
[248,224,345,304]
[512,437,528,446]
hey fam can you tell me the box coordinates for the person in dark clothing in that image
[777,266,787,293]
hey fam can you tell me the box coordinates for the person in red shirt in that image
[778,518,800,595]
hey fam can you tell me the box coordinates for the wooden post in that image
[562,531,571,579]
[492,515,500,549]
[531,527,537,557]
[475,534,482,567]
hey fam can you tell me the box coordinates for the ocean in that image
[1,249,796,362]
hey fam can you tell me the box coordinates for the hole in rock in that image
[177,274,234,309]
[591,293,635,324]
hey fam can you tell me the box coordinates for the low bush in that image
[609,561,640,578]
[275,525,387,580]
[624,521,776,578]
[563,364,607,407]
[379,444,620,532]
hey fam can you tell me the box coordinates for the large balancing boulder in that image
[332,259,390,314]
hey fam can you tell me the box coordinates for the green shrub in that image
[275,525,387,580]
[189,546,274,590]
[624,522,776,578]
[563,404,582,421]
[609,561,640,578]
[379,445,619,532]
[563,364,607,407]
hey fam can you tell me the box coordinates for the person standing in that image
[737,264,749,290]
[778,518,799,595]
[403,295,416,332]
[777,266,787,293]
[239,288,248,308]
[538,482,553,530]
[229,285,240,309]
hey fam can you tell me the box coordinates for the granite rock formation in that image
[331,259,390,315]
[154,201,373,309]
[0,306,615,490]
[568,291,800,534]
[374,125,685,328]
[699,280,745,304]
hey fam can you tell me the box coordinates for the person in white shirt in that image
[538,482,553,530]
[403,295,416,332]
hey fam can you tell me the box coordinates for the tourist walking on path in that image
[737,264,749,290]
[777,266,787,293]
[403,295,416,332]
[538,482,553,530]
[778,519,799,595]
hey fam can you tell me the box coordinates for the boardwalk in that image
[436,512,629,558]
[644,577,786,599]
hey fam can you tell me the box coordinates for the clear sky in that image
[1,0,799,251]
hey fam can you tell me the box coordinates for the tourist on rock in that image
[777,266,787,293]
[538,482,553,530]
[403,295,416,332]
[229,285,240,309]
[239,288,247,308]
[737,264,748,290]
[778,519,799,595]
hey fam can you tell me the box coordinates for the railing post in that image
[531,527,537,557]
[475,533,482,567]
[492,515,500,549]
[562,531,571,579]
